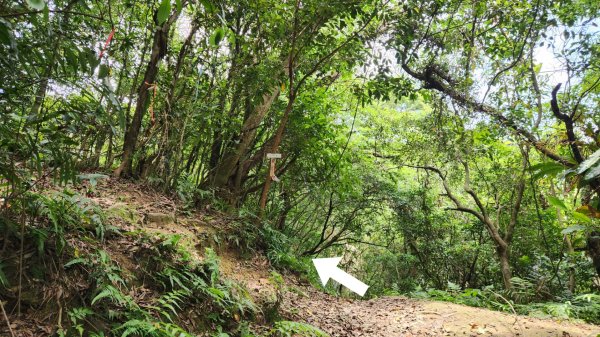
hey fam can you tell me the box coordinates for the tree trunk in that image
[105,129,114,169]
[114,10,180,177]
[497,245,512,290]
[207,47,240,173]
[557,201,576,293]
[588,232,600,283]
[258,97,293,212]
[413,162,522,291]
[89,130,107,168]
[30,77,50,116]
[565,234,576,293]
[29,18,64,118]
[210,86,280,189]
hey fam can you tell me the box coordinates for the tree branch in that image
[401,63,574,167]
[550,83,584,163]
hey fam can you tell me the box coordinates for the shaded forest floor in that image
[5,178,600,336]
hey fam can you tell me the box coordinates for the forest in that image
[1,0,600,336]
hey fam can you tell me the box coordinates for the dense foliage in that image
[1,0,600,334]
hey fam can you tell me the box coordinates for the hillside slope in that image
[90,179,600,337]
[3,178,599,337]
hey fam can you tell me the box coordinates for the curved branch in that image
[551,83,584,163]
[401,63,574,167]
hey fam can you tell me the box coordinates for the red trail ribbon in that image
[98,27,116,59]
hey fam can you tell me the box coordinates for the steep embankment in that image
[5,178,599,336]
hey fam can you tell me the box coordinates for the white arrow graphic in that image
[312,257,369,296]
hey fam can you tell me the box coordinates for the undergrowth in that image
[244,217,600,325]
[408,279,600,324]
[0,187,329,337]
[60,232,258,336]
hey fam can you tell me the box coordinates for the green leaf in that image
[91,288,113,305]
[78,49,89,72]
[571,211,591,223]
[98,64,109,79]
[561,225,586,235]
[92,285,124,305]
[206,287,225,299]
[209,27,225,47]
[529,162,566,180]
[175,0,183,11]
[77,173,109,188]
[43,3,49,23]
[82,47,99,74]
[199,0,215,13]
[577,149,600,175]
[157,0,171,25]
[64,258,86,268]
[547,195,568,212]
[0,19,13,46]
[583,165,600,181]
[26,0,46,10]
[64,46,79,71]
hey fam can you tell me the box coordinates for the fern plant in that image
[152,289,190,322]
[269,321,329,337]
[0,262,8,288]
[59,227,260,336]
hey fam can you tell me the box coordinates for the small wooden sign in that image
[267,153,281,182]
[266,153,282,159]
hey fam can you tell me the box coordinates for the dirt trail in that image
[221,252,600,337]
[93,180,600,337]
[280,284,600,337]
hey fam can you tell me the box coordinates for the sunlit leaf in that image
[200,0,215,13]
[157,0,171,25]
[529,162,566,180]
[26,0,46,10]
[209,27,225,47]
[577,149,600,178]
[584,165,600,181]
[547,195,568,212]
[571,211,591,223]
